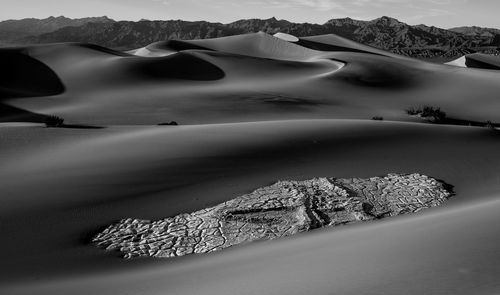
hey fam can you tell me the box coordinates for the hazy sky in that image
[1,0,499,28]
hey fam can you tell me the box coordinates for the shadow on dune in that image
[241,93,322,107]
[0,104,105,128]
[73,43,133,57]
[297,39,383,56]
[59,124,105,129]
[433,117,499,129]
[0,104,46,123]
[0,48,65,99]
[146,40,213,52]
[183,32,321,61]
[126,52,225,81]
[465,53,500,70]
[0,49,79,125]
[328,60,418,89]
[299,34,400,58]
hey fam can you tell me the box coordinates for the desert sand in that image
[446,53,500,69]
[446,55,467,67]
[273,32,299,42]
[1,32,500,295]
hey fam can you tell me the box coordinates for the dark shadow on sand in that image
[0,48,65,100]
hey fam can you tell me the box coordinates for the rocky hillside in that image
[450,26,500,48]
[2,16,500,59]
[0,16,114,42]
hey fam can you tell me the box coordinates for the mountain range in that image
[1,15,499,59]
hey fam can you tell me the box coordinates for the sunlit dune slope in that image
[3,37,499,125]
[1,30,500,295]
[183,32,324,61]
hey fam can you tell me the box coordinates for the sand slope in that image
[2,33,499,126]
[129,40,211,57]
[445,55,467,67]
[5,197,500,295]
[1,32,500,295]
[299,34,403,58]
[0,120,499,294]
[446,53,500,70]
[273,32,299,42]
[0,48,64,99]
[465,53,500,70]
[184,32,324,61]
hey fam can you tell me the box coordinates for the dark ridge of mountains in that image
[2,15,500,59]
[0,16,114,42]
[450,26,500,38]
[449,26,500,49]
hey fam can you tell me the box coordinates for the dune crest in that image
[465,53,500,70]
[124,51,226,81]
[446,56,467,67]
[128,40,212,57]
[183,32,323,61]
[299,34,400,57]
[128,47,175,57]
[273,32,299,42]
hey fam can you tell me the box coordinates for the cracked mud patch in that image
[93,173,453,259]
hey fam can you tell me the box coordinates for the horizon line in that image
[0,14,494,30]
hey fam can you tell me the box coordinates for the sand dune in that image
[0,120,499,294]
[5,197,500,295]
[184,32,324,61]
[129,40,211,57]
[299,34,403,58]
[445,55,467,67]
[0,48,64,99]
[128,47,175,57]
[23,44,225,87]
[273,32,299,42]
[2,36,499,126]
[1,31,500,295]
[465,53,500,70]
[446,53,500,70]
[124,52,225,81]
[147,39,212,52]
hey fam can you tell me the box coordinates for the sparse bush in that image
[44,115,64,127]
[421,106,446,122]
[405,107,420,116]
[158,121,178,126]
[372,116,384,121]
[405,106,446,123]
[485,120,496,129]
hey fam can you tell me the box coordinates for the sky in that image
[1,0,499,29]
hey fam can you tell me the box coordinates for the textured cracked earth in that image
[93,173,453,259]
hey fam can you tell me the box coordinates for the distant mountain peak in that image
[377,16,400,21]
[0,15,115,41]
[371,16,405,26]
[2,16,500,59]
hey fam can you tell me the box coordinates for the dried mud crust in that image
[93,173,453,259]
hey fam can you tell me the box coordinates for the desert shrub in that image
[405,107,420,115]
[158,121,178,126]
[44,115,64,127]
[372,116,384,121]
[406,106,446,123]
[421,106,446,122]
[485,121,496,129]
